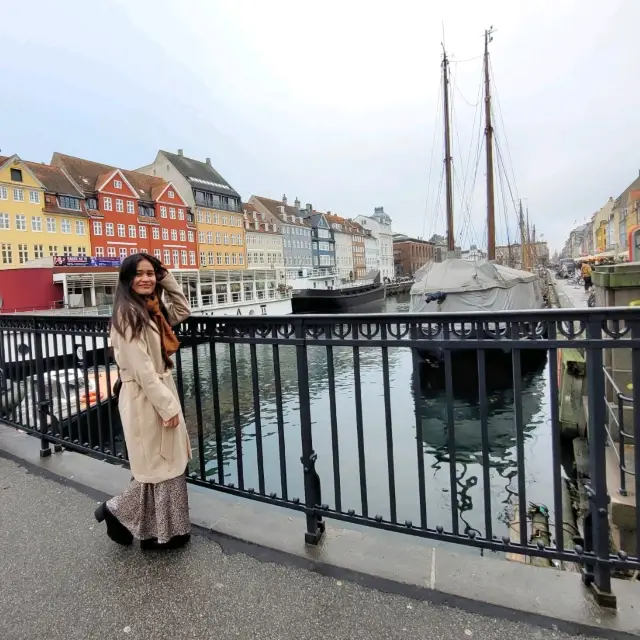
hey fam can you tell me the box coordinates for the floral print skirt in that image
[107,474,190,544]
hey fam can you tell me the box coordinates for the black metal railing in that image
[1,307,639,606]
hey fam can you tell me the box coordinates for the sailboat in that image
[409,29,546,369]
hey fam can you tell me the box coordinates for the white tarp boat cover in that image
[409,259,543,313]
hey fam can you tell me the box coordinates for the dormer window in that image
[114,179,123,189]
[10,168,23,182]
[168,190,175,199]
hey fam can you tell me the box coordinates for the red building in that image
[51,153,197,269]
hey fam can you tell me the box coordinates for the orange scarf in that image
[146,294,180,370]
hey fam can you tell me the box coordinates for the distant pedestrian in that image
[94,253,192,550]
[581,262,593,292]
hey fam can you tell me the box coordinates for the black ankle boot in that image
[94,503,133,546]
[140,534,190,551]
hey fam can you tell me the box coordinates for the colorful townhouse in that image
[137,150,246,270]
[52,153,197,269]
[349,221,367,279]
[0,154,90,270]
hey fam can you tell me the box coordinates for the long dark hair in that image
[111,253,168,340]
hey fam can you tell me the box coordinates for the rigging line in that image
[453,167,479,249]
[495,147,513,249]
[450,54,483,63]
[452,63,483,107]
[430,165,446,240]
[494,137,520,217]
[421,71,443,240]
[489,58,520,202]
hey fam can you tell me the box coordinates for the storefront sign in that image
[53,256,121,268]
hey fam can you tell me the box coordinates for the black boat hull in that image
[292,284,385,314]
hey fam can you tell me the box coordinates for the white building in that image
[243,204,284,274]
[326,213,355,282]
[354,206,394,281]
[363,231,378,274]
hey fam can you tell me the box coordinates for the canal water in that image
[179,294,555,543]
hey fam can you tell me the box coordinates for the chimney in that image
[282,194,287,206]
[178,149,184,157]
[205,157,211,166]
[294,197,300,210]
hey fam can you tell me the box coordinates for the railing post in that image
[295,318,325,545]
[617,394,628,497]
[585,318,615,607]
[32,320,51,459]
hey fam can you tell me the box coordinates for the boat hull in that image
[291,284,385,314]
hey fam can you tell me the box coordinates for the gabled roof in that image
[0,155,82,197]
[0,154,47,190]
[250,195,311,227]
[160,151,240,198]
[52,152,177,203]
[615,174,640,209]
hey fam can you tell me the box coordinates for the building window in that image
[46,217,56,233]
[127,200,135,214]
[117,224,125,237]
[0,186,7,200]
[181,250,187,265]
[164,250,171,264]
[29,190,40,204]
[197,209,203,223]
[116,199,124,213]
[106,223,114,236]
[93,221,103,235]
[222,216,228,226]
[139,226,147,239]
[15,214,26,231]
[188,231,194,243]
[58,195,81,210]
[172,249,179,266]
[209,251,216,265]
[114,179,123,189]
[213,213,219,224]
[63,245,73,256]
[1,243,12,264]
[170,229,176,241]
[13,188,24,202]
[205,212,211,224]
[48,245,57,256]
[86,197,98,210]
[76,220,85,235]
[103,197,112,211]
[169,208,176,219]
[78,246,87,257]
[178,209,184,220]
[118,248,127,259]
[239,254,244,265]
[154,249,161,260]
[189,251,196,265]
[95,247,104,257]
[60,219,71,234]
[33,244,44,259]
[232,253,237,265]
[200,251,206,266]
[130,248,137,255]
[0,213,8,229]
[152,227,159,240]
[179,230,186,242]
[10,168,22,182]
[129,225,136,238]
[107,247,116,257]
[198,231,205,243]
[168,190,174,199]
[207,231,213,244]
[160,206,167,218]
[223,234,229,244]
[162,228,168,240]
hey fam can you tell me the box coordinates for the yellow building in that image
[137,150,247,270]
[0,154,90,268]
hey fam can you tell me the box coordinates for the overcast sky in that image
[1,0,638,254]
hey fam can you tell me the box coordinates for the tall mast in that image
[519,199,527,270]
[442,46,455,253]
[484,27,496,261]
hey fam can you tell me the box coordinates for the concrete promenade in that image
[0,454,590,640]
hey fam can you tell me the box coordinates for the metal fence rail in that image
[1,306,639,606]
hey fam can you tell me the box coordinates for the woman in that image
[94,253,192,550]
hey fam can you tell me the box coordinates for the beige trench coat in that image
[110,272,192,484]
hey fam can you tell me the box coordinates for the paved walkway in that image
[554,276,591,309]
[0,456,587,640]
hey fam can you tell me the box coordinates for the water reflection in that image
[177,293,554,546]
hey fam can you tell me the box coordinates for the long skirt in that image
[106,474,191,544]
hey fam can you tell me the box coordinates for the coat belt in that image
[119,370,171,383]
